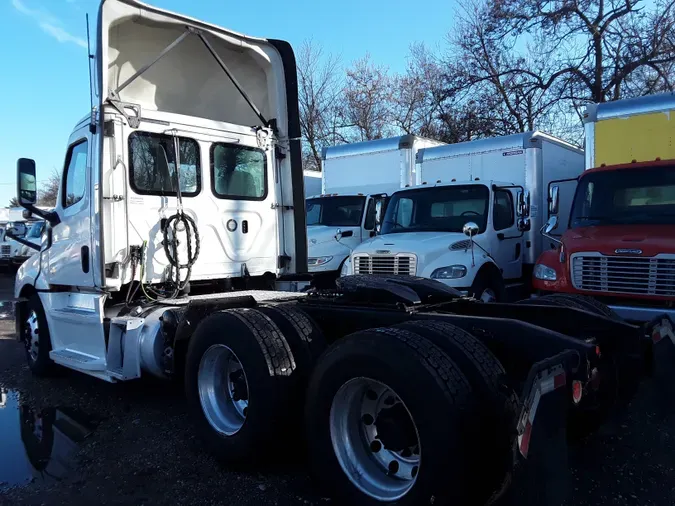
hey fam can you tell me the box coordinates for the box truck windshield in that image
[26,222,45,238]
[306,196,366,227]
[570,166,675,228]
[382,185,489,235]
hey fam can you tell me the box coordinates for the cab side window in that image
[63,140,88,208]
[364,199,377,230]
[493,190,514,231]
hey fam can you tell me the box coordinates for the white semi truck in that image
[9,2,666,506]
[306,135,444,282]
[344,132,584,301]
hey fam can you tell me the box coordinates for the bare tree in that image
[486,0,675,104]
[8,197,19,208]
[38,169,61,207]
[339,55,395,142]
[297,39,342,171]
[440,2,563,139]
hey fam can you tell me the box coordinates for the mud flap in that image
[491,351,578,506]
[646,315,675,403]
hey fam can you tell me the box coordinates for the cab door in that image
[491,188,523,281]
[47,127,95,287]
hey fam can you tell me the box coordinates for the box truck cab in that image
[306,135,444,276]
[12,220,46,266]
[344,132,584,301]
[533,93,675,322]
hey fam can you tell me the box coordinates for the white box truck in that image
[303,169,322,198]
[344,131,584,301]
[306,135,444,281]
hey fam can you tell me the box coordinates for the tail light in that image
[572,380,583,404]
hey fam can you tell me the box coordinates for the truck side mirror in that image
[17,158,37,206]
[517,190,531,217]
[463,221,479,237]
[548,185,559,215]
[518,217,531,232]
[543,215,559,235]
[374,200,383,234]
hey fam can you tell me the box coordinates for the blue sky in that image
[0,0,458,207]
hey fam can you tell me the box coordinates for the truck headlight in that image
[308,256,333,266]
[20,245,29,256]
[340,257,352,276]
[430,265,467,279]
[534,263,557,281]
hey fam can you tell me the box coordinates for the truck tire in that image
[305,327,474,506]
[544,294,622,321]
[184,308,302,466]
[469,269,505,302]
[22,294,56,376]
[256,304,327,379]
[393,320,518,501]
[519,294,622,321]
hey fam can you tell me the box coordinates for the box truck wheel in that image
[184,308,303,466]
[541,294,622,321]
[22,294,56,376]
[469,268,504,302]
[393,320,518,502]
[305,327,474,506]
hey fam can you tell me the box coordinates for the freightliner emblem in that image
[615,248,643,255]
[376,250,391,254]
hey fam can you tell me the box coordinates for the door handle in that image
[81,245,90,273]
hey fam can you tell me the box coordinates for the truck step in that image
[50,349,106,371]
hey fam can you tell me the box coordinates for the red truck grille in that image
[353,254,417,276]
[571,253,675,297]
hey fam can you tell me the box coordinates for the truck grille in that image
[1,245,10,257]
[353,254,417,276]
[571,253,675,297]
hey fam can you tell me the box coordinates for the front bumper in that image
[610,304,675,324]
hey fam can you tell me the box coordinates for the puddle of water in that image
[0,301,15,321]
[0,389,100,490]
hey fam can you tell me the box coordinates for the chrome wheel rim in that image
[330,377,421,502]
[24,310,40,363]
[480,288,497,303]
[198,344,249,436]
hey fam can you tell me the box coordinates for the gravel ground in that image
[0,273,674,505]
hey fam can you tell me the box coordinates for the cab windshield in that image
[570,166,675,228]
[381,185,489,235]
[306,196,366,227]
[27,222,45,238]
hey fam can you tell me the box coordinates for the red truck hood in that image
[563,224,675,257]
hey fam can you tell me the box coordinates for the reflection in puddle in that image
[0,300,15,320]
[0,389,100,489]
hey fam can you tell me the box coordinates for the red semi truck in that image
[533,93,675,326]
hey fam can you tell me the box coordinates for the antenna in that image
[86,13,96,133]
